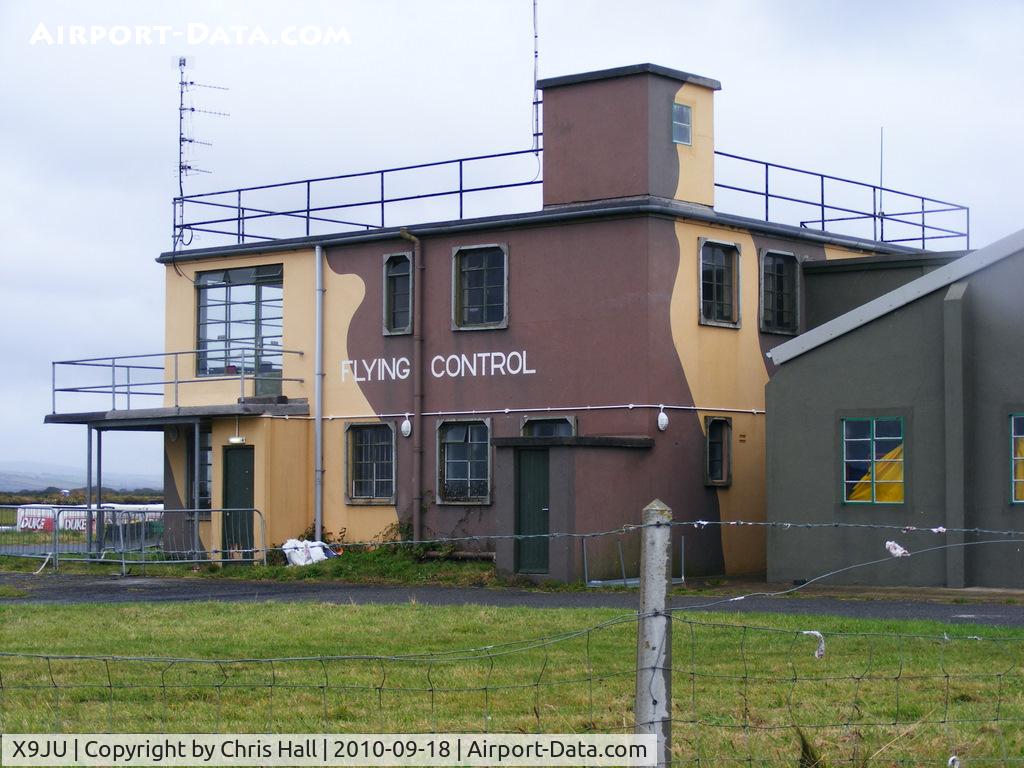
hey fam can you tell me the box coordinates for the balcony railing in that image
[172,145,969,252]
[51,348,305,414]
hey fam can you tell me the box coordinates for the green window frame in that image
[700,240,740,326]
[438,420,490,503]
[348,424,395,502]
[1012,415,1024,503]
[672,102,692,145]
[452,245,507,330]
[843,417,904,504]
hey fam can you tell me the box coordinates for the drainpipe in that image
[314,244,325,541]
[399,228,423,541]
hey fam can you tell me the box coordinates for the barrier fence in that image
[0,505,267,571]
[3,503,1024,765]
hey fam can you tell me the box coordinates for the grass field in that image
[1,602,1022,765]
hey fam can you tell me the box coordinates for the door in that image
[515,449,549,573]
[223,445,254,563]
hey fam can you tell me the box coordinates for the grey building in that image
[765,228,1024,588]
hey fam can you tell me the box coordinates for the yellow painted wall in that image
[673,82,715,207]
[824,244,872,261]
[320,272,398,543]
[669,221,768,574]
[163,251,395,546]
[163,250,316,407]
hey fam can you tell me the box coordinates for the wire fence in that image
[0,616,1021,766]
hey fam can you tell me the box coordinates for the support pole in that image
[192,419,201,560]
[635,499,672,768]
[86,427,93,557]
[313,244,325,542]
[96,430,104,552]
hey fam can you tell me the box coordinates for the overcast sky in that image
[1,0,1021,478]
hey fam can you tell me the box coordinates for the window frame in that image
[698,238,741,328]
[841,416,905,505]
[195,264,284,388]
[185,424,213,514]
[521,416,576,437]
[1012,414,1024,505]
[758,249,800,335]
[451,244,509,331]
[671,102,693,146]
[345,422,396,505]
[436,418,492,505]
[382,252,413,336]
[704,416,732,486]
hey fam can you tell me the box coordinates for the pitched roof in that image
[768,227,1024,365]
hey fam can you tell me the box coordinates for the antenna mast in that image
[174,57,229,249]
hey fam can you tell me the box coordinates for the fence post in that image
[636,499,672,768]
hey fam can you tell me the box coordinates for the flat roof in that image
[537,63,721,92]
[159,195,924,264]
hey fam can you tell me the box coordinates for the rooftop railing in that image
[51,348,305,414]
[172,146,969,252]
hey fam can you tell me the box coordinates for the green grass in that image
[0,585,27,598]
[0,602,1022,765]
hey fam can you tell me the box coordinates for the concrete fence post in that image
[635,499,672,768]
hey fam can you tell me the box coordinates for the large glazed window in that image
[453,245,507,329]
[438,421,490,503]
[700,241,739,326]
[1013,415,1024,503]
[384,253,412,335]
[348,424,395,502]
[196,265,283,394]
[760,251,799,334]
[843,417,904,503]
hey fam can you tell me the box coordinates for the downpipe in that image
[314,244,325,541]
[399,228,424,541]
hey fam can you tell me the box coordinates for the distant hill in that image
[0,461,161,492]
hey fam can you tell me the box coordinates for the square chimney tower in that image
[538,63,721,208]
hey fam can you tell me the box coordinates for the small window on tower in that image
[672,103,692,145]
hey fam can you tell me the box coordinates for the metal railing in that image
[172,144,969,252]
[172,147,544,249]
[0,505,267,572]
[714,151,970,249]
[51,347,304,413]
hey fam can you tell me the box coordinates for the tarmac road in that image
[2,572,1024,627]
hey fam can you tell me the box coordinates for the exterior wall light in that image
[657,407,669,432]
[401,416,412,438]
[228,435,246,445]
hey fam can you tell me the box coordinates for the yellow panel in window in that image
[875,460,904,482]
[1016,459,1024,482]
[1015,437,1024,460]
[1015,480,1024,503]
[875,482,904,503]
[848,471,873,501]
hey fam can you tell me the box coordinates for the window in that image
[1013,415,1024,503]
[522,417,574,437]
[453,245,507,329]
[196,265,283,395]
[672,102,692,145]
[438,421,490,503]
[705,417,731,486]
[700,240,739,326]
[843,418,904,503]
[185,425,212,510]
[383,253,412,335]
[348,424,394,502]
[760,251,799,334]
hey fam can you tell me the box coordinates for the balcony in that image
[172,147,970,253]
[49,348,306,418]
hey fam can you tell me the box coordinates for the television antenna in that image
[174,56,228,249]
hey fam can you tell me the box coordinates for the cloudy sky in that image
[1,0,1021,478]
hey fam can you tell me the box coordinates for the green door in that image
[223,445,255,563]
[515,449,549,574]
